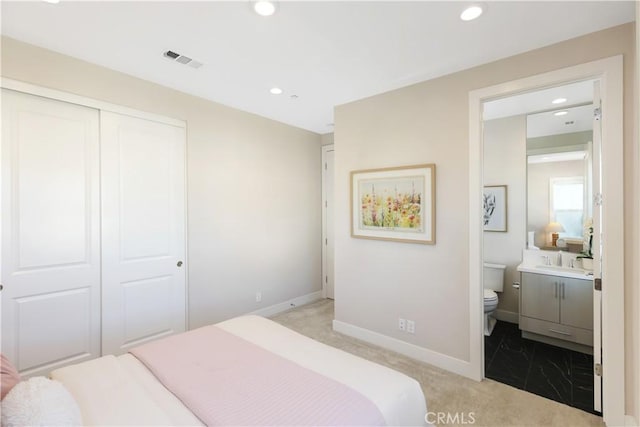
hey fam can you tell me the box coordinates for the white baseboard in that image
[250,291,323,318]
[494,309,519,324]
[333,319,475,379]
[626,415,639,427]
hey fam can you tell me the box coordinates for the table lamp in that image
[545,222,565,247]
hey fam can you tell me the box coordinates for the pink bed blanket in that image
[130,323,386,426]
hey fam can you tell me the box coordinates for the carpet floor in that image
[270,299,604,427]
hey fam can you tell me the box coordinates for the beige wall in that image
[334,23,636,415]
[0,36,323,329]
[483,116,527,318]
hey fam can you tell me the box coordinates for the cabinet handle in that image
[562,282,565,299]
[554,281,558,298]
[549,328,572,336]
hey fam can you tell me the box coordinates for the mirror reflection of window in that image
[550,176,584,238]
[526,100,593,250]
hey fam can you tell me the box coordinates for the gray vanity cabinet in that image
[520,273,560,323]
[520,272,593,347]
[561,277,594,330]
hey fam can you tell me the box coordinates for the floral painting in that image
[359,178,423,232]
[351,164,435,244]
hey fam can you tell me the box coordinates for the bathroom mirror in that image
[526,104,593,251]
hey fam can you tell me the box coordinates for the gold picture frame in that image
[350,164,436,244]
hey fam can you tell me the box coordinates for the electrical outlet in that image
[255,291,262,302]
[407,320,415,334]
[398,318,406,331]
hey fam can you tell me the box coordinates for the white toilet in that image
[483,262,506,336]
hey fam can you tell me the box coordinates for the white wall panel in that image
[16,288,92,371]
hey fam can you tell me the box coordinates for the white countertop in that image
[517,263,593,280]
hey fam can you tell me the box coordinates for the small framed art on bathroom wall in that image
[483,185,507,232]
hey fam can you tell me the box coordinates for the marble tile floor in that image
[485,320,598,415]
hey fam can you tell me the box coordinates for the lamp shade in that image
[545,222,565,233]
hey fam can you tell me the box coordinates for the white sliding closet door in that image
[1,90,101,376]
[100,112,186,355]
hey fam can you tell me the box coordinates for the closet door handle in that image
[177,261,183,267]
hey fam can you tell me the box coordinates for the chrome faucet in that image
[541,255,550,265]
[557,251,563,266]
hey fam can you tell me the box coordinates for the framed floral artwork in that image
[350,164,435,244]
[483,185,507,232]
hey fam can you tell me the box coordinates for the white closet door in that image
[1,90,101,376]
[100,111,186,355]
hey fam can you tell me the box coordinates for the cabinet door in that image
[101,112,186,356]
[560,278,593,330]
[521,273,560,323]
[1,90,101,375]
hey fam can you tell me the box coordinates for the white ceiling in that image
[483,80,594,121]
[527,104,594,138]
[1,1,635,134]
[483,79,595,137]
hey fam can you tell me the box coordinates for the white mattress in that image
[51,315,427,426]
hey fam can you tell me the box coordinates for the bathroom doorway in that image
[469,58,624,424]
[482,81,597,412]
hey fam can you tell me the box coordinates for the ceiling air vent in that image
[163,50,203,69]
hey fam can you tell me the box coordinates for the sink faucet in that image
[557,251,563,266]
[541,255,550,265]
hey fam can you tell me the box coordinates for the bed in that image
[9,316,428,426]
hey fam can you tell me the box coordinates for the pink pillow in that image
[1,354,21,400]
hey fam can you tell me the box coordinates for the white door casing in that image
[322,145,335,299]
[1,90,101,376]
[469,56,624,425]
[591,80,603,413]
[100,111,186,355]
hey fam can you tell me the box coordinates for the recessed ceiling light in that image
[554,111,569,116]
[254,1,276,16]
[552,97,568,104]
[460,4,484,21]
[270,87,283,95]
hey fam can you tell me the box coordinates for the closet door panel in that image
[1,89,101,376]
[101,111,186,355]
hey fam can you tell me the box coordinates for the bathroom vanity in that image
[517,250,594,353]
